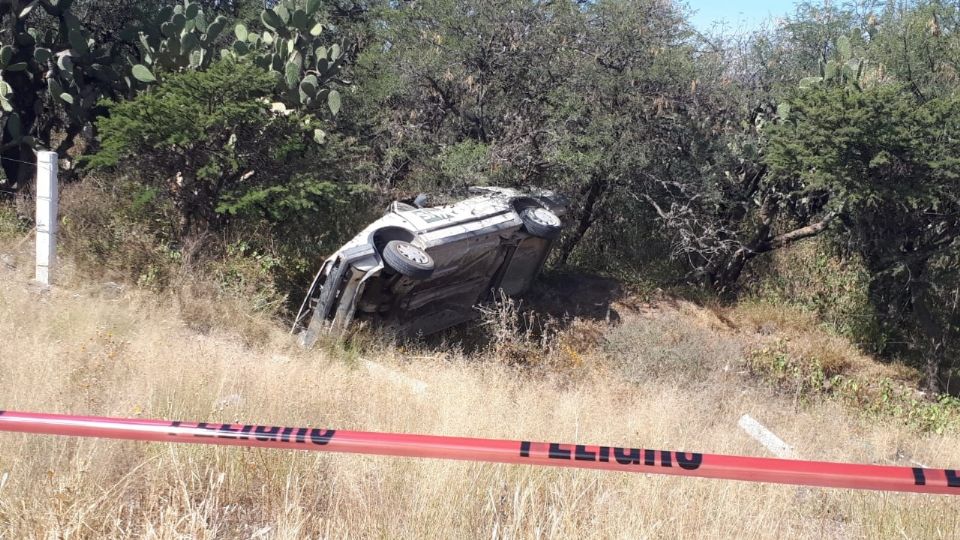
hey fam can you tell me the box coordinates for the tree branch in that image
[640,192,670,220]
[764,210,838,251]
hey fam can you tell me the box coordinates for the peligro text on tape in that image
[0,410,957,495]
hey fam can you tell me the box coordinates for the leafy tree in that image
[766,84,960,391]
[634,1,891,292]
[867,0,960,99]
[546,0,706,266]
[347,0,577,192]
[348,0,711,271]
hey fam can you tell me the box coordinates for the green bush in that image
[79,57,378,308]
[767,84,960,390]
[88,58,333,237]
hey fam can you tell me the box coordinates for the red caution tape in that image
[0,409,956,495]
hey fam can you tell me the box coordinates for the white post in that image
[35,151,58,285]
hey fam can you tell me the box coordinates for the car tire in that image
[382,240,435,280]
[519,207,562,239]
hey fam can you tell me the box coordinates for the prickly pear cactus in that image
[0,0,345,188]
[0,0,131,186]
[131,0,343,116]
[798,35,873,91]
[228,0,344,116]
[130,1,230,81]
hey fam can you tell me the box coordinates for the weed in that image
[0,203,28,240]
[476,291,559,367]
[749,343,960,434]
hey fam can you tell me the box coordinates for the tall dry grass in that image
[0,249,958,538]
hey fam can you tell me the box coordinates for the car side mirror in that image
[413,193,429,208]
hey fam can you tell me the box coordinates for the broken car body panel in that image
[293,187,565,346]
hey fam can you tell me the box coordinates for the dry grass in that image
[603,303,743,384]
[0,251,958,538]
[727,300,916,383]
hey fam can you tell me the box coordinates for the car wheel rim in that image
[396,243,430,265]
[526,208,560,227]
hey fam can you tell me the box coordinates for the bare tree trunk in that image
[709,247,750,293]
[910,276,945,394]
[557,176,607,266]
[924,344,944,395]
[707,210,838,293]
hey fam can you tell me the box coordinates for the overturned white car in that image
[292,186,565,345]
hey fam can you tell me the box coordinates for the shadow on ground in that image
[414,270,625,354]
[522,270,624,323]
